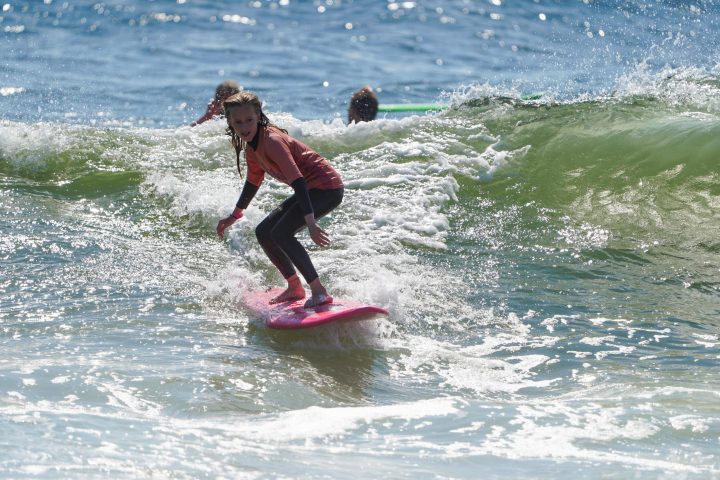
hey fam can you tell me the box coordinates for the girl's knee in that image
[255,221,271,244]
[269,225,290,247]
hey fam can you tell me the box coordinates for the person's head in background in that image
[214,80,241,105]
[348,86,378,123]
[191,80,242,126]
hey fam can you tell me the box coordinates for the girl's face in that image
[228,104,260,142]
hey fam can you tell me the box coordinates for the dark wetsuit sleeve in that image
[290,178,313,216]
[235,180,260,210]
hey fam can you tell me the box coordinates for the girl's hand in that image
[304,214,330,247]
[308,223,330,247]
[217,215,239,239]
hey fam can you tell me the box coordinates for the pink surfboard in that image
[242,288,389,330]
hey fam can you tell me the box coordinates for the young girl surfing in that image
[216,92,344,308]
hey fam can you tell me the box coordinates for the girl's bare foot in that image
[303,292,333,308]
[270,287,305,304]
[270,275,305,304]
[304,277,333,308]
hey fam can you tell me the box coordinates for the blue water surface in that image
[2,0,719,125]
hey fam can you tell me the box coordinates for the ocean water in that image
[2,1,720,478]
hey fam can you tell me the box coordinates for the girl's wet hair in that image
[223,91,287,177]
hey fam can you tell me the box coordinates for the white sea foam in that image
[0,120,75,168]
[0,86,25,96]
[389,329,558,395]
[138,115,498,337]
[222,397,460,442]
[615,63,720,113]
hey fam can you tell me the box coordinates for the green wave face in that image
[454,99,720,253]
[439,95,720,321]
[0,122,146,199]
